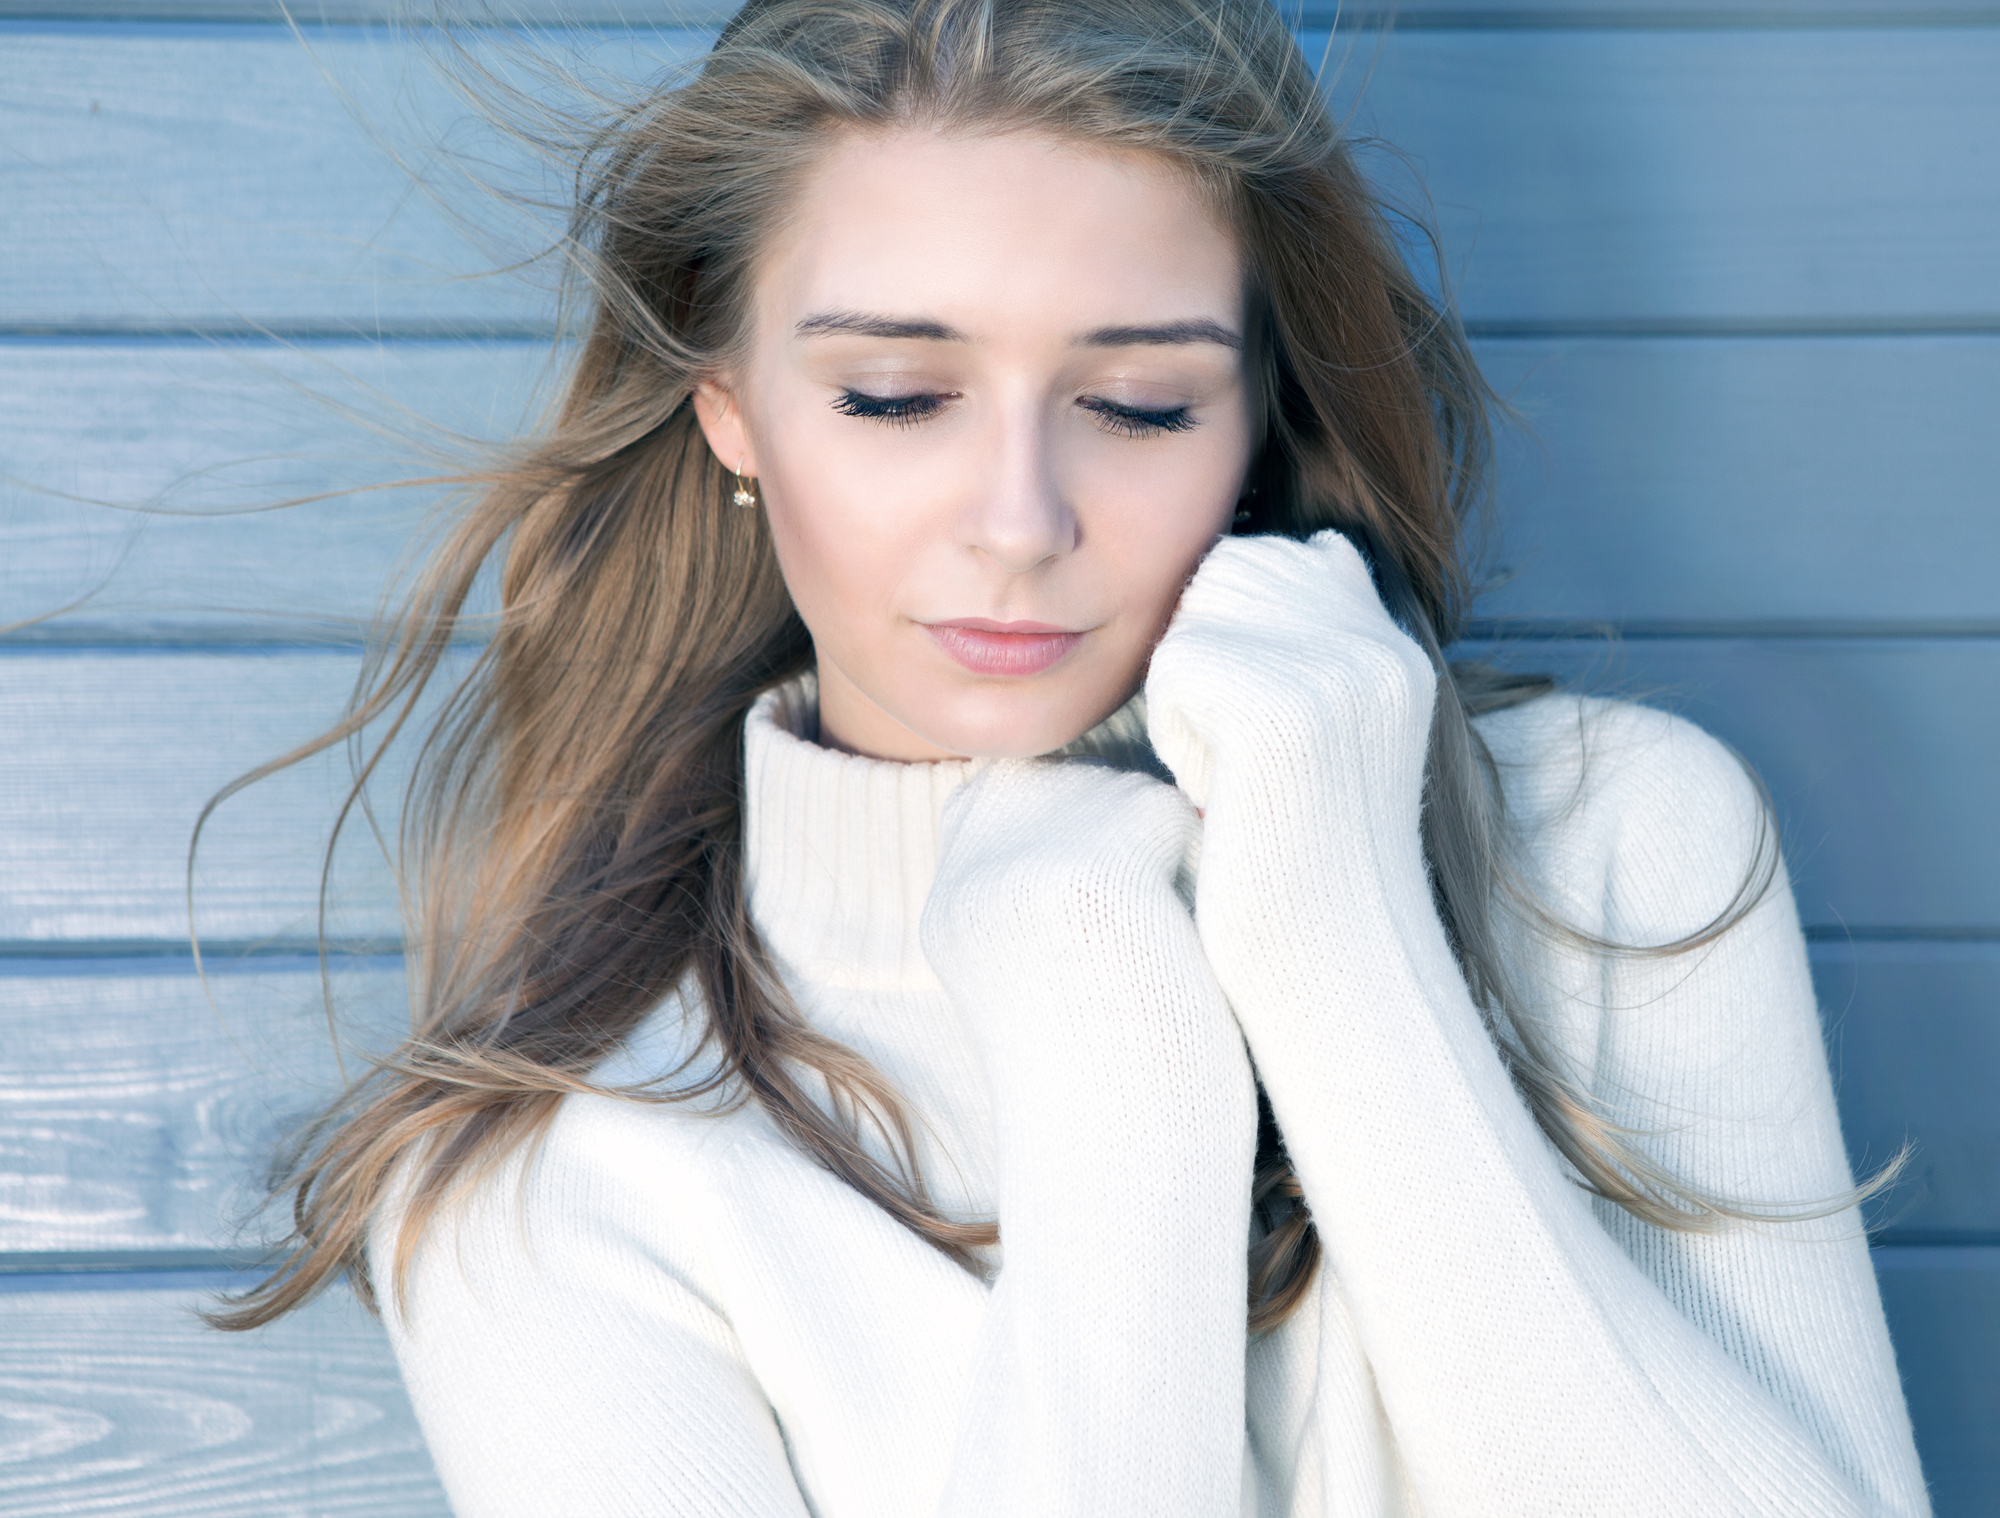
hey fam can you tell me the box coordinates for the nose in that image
[960,398,1077,574]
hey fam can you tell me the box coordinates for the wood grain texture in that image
[0,1261,1979,1518]
[1,642,1990,943]
[0,942,1991,1264]
[10,1,1998,25]
[0,0,736,16]
[0,957,406,1256]
[1351,0,2000,19]
[11,0,2000,24]
[1872,1246,2000,1517]
[10,333,1994,638]
[0,648,406,943]
[0,22,703,332]
[1321,25,2000,328]
[0,337,546,638]
[0,1279,447,1516]
[3,24,1995,330]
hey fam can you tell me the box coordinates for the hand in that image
[1142,529,1439,959]
[1146,529,1436,809]
[919,758,1253,1162]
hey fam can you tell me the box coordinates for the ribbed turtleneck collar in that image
[741,673,1159,995]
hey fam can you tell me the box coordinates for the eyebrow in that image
[794,312,966,342]
[1081,319,1242,351]
[792,311,1241,350]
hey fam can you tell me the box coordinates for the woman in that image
[213,0,1928,1511]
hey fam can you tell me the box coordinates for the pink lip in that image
[924,619,1085,677]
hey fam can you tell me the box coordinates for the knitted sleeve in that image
[369,1094,817,1518]
[1144,530,1930,1517]
[918,757,1261,1516]
[373,760,1261,1518]
[1554,698,1927,1516]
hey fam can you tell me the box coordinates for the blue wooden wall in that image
[1,2,1994,1511]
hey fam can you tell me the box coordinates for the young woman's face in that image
[696,128,1257,760]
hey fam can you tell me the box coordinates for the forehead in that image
[755,128,1243,337]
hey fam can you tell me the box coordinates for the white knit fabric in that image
[372,532,1930,1517]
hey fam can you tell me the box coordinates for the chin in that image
[913,677,1138,760]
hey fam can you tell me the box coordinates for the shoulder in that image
[1470,690,1776,943]
[371,991,766,1324]
[1472,689,1761,834]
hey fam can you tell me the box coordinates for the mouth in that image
[922,618,1085,677]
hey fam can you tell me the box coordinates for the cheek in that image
[1081,418,1253,626]
[758,472,884,632]
[752,417,934,652]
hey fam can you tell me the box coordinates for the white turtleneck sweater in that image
[372,532,1928,1517]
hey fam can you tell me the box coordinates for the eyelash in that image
[831,390,947,428]
[1077,396,1196,437]
[831,390,1196,437]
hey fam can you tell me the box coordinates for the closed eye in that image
[832,389,951,427]
[1077,396,1196,437]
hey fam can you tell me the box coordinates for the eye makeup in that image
[1077,396,1195,436]
[831,389,953,427]
[830,387,1200,437]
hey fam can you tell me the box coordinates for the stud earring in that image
[1233,506,1253,525]
[732,458,758,509]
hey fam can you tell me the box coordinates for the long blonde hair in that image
[212,0,1791,1337]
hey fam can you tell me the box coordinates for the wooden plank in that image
[1363,0,2000,19]
[0,1259,1969,1518]
[1816,942,2000,1240]
[0,21,702,333]
[1871,1246,2000,1517]
[0,648,404,943]
[0,337,547,639]
[0,1024,1984,1518]
[1472,334,2000,629]
[1457,637,2000,931]
[0,957,406,1257]
[8,332,1998,638]
[0,1277,446,1516]
[1321,25,2000,328]
[8,0,2000,26]
[3,941,1990,1262]
[0,0,727,17]
[3,24,1995,330]
[0,641,1990,942]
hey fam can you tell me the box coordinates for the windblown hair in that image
[211,0,1790,1337]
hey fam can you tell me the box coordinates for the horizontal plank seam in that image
[0,321,566,343]
[0,932,1994,962]
[2,1238,1995,1288]
[1463,319,2000,340]
[0,626,500,651]
[12,320,2000,344]
[1803,927,2000,944]
[3,5,1999,30]
[8,623,2000,651]
[1318,6,2000,25]
[1869,1232,2000,1248]
[0,938,402,960]
[1804,928,2000,945]
[1459,621,2000,640]
[0,1266,268,1294]
[0,630,435,652]
[0,1249,273,1275]
[0,1242,1915,1279]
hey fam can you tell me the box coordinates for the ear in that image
[692,379,758,478]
